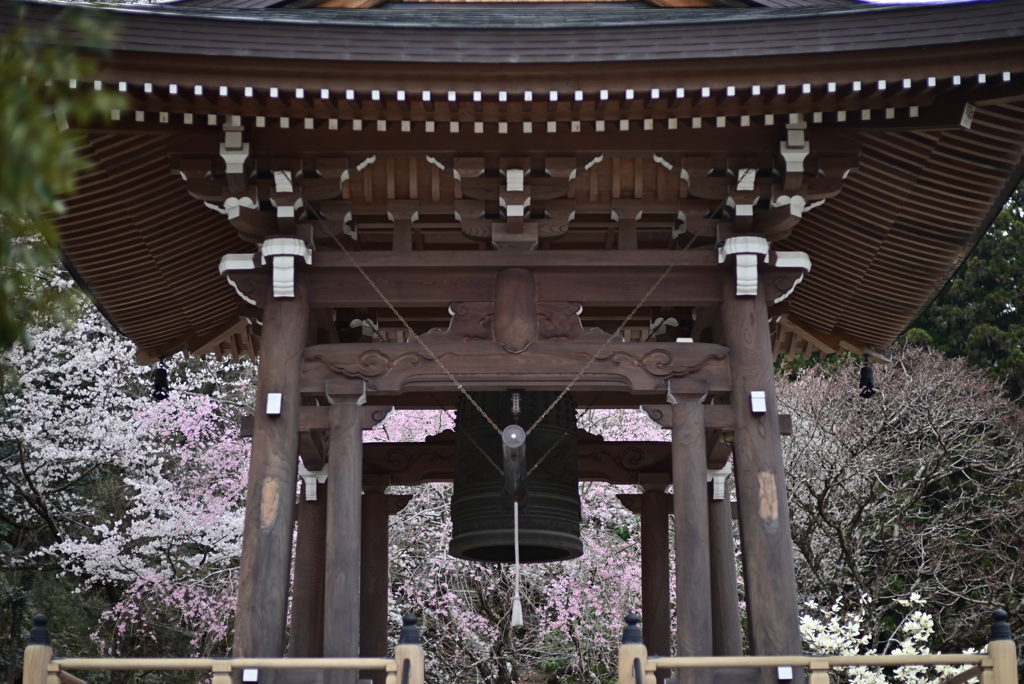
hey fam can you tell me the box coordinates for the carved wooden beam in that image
[301,340,730,397]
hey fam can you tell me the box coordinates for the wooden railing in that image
[22,614,425,684]
[618,612,1020,684]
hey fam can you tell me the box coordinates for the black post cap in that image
[622,613,643,645]
[991,610,1013,641]
[398,613,420,645]
[28,615,50,646]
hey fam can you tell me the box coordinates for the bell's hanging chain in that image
[522,261,675,436]
[325,223,504,436]
[428,392,505,476]
[523,392,602,479]
[462,419,506,476]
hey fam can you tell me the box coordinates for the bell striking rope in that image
[502,424,527,627]
[511,500,523,627]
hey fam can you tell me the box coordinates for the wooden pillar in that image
[324,393,364,684]
[640,485,672,675]
[671,391,711,684]
[720,253,803,680]
[234,275,308,661]
[361,490,412,684]
[708,478,743,656]
[290,479,327,657]
[360,486,389,684]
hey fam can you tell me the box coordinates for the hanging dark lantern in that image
[449,390,583,563]
[859,355,876,399]
[152,363,169,401]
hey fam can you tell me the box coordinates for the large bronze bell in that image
[449,391,583,563]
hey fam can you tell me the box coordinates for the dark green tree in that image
[905,184,1024,398]
[0,10,123,349]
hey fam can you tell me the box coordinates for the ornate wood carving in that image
[763,265,810,305]
[179,148,352,245]
[302,341,731,397]
[419,270,613,348]
[537,302,615,342]
[419,303,494,343]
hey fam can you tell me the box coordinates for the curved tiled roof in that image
[5,0,1024,359]
[15,0,1024,63]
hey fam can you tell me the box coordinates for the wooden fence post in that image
[807,660,830,684]
[23,616,52,684]
[989,610,1018,684]
[211,662,233,684]
[619,614,650,684]
[393,614,424,684]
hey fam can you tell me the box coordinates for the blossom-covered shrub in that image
[801,594,975,684]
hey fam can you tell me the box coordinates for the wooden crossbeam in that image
[641,404,793,435]
[224,251,804,307]
[361,430,673,486]
[254,401,792,432]
[239,405,391,437]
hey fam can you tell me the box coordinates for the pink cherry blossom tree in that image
[1,303,254,662]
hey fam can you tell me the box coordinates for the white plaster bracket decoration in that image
[270,170,305,219]
[780,121,809,192]
[506,168,525,192]
[770,193,808,216]
[706,461,733,501]
[218,253,259,305]
[736,168,757,192]
[730,167,759,224]
[771,251,813,304]
[718,235,770,297]
[499,169,530,225]
[220,123,249,175]
[298,463,328,501]
[780,122,809,171]
[260,237,313,299]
